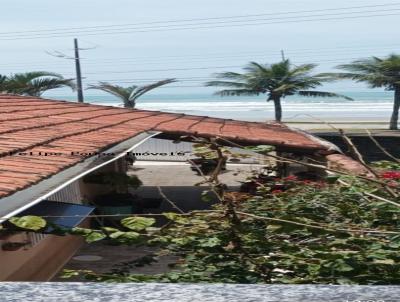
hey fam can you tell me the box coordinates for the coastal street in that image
[287,121,392,130]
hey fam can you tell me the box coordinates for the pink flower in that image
[271,189,283,194]
[388,181,399,188]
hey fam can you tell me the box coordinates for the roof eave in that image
[0,131,159,221]
[156,131,330,154]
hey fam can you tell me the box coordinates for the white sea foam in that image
[94,100,392,112]
[56,92,394,122]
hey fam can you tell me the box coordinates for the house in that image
[0,94,369,281]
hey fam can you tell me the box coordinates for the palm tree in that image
[0,75,9,92]
[205,60,351,122]
[327,54,400,130]
[0,72,75,96]
[88,79,176,108]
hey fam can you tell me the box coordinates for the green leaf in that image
[266,224,282,232]
[70,227,92,235]
[109,231,140,240]
[69,227,106,243]
[171,237,193,245]
[245,145,275,154]
[164,212,189,224]
[121,217,155,231]
[373,259,395,265]
[9,215,46,231]
[333,260,354,272]
[85,231,107,243]
[198,237,222,247]
[325,175,340,184]
[201,191,212,202]
[61,269,80,279]
[102,227,119,233]
[121,231,141,240]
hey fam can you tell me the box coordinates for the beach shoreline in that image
[47,94,395,130]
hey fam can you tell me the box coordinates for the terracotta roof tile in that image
[0,94,332,198]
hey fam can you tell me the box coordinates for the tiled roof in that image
[0,94,333,198]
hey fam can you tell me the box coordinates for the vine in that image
[2,136,400,284]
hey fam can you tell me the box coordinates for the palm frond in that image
[87,82,134,103]
[214,89,260,97]
[205,80,248,88]
[130,78,176,101]
[4,71,75,96]
[289,63,317,76]
[0,75,10,92]
[24,78,76,96]
[9,71,63,84]
[245,61,272,74]
[88,79,175,108]
[332,55,400,89]
[297,90,353,100]
[213,72,248,81]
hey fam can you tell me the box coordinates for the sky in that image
[1,0,399,99]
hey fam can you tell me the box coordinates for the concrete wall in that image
[0,232,85,281]
[317,134,400,163]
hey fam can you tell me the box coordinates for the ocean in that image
[50,91,394,123]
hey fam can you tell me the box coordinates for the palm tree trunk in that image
[124,100,136,109]
[272,97,282,122]
[390,87,400,130]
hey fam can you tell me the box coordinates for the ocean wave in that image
[91,101,392,113]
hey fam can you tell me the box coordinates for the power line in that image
[3,12,400,40]
[82,65,243,75]
[1,43,399,67]
[4,8,400,38]
[113,85,205,88]
[0,56,387,82]
[26,49,399,67]
[0,54,391,72]
[0,57,377,80]
[0,3,399,38]
[0,10,399,40]
[72,43,400,63]
[73,57,366,75]
[49,48,400,65]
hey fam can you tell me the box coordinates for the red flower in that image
[381,171,400,180]
[283,175,298,181]
[271,189,283,194]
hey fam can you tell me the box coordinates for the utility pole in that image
[74,38,84,103]
[280,50,286,61]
